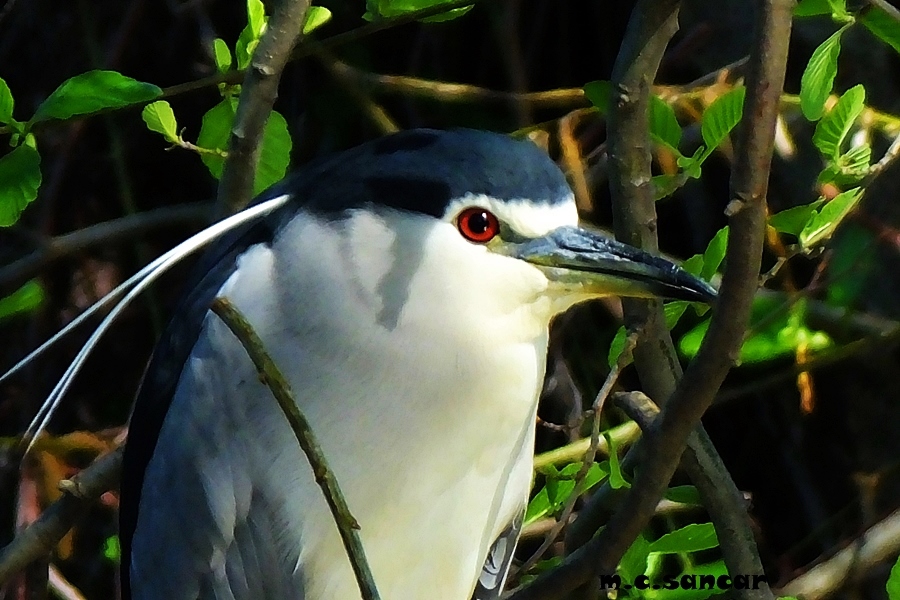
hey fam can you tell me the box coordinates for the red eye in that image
[457,207,500,243]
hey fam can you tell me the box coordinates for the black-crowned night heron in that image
[12,128,716,600]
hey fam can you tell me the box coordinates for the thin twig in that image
[209,297,380,600]
[326,59,586,108]
[0,202,211,295]
[0,446,123,585]
[517,334,638,577]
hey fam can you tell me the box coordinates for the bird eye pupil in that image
[468,212,489,233]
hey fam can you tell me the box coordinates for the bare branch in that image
[0,203,211,295]
[214,0,312,215]
[210,297,381,600]
[511,0,793,596]
[0,447,123,585]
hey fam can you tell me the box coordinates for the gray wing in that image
[472,513,523,600]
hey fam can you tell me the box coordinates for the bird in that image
[9,128,717,600]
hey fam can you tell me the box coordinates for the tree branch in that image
[0,446,123,585]
[214,0,312,216]
[210,297,381,600]
[0,202,211,295]
[512,0,793,596]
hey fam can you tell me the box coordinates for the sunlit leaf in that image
[887,554,900,600]
[679,295,833,362]
[800,26,849,120]
[0,280,44,321]
[813,84,865,161]
[142,101,179,144]
[605,432,630,490]
[32,71,161,123]
[800,186,863,248]
[682,254,703,277]
[0,77,13,124]
[213,38,233,73]
[769,200,824,236]
[699,86,745,160]
[608,326,630,369]
[254,109,292,194]
[303,6,333,34]
[861,6,900,54]
[649,523,719,554]
[364,0,474,22]
[838,143,872,178]
[665,300,691,330]
[197,98,236,178]
[619,533,651,585]
[701,226,729,281]
[247,0,266,37]
[583,80,612,114]
[0,144,41,226]
[649,95,681,152]
[103,535,121,564]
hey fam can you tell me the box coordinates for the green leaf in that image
[664,485,701,505]
[303,6,333,34]
[651,174,682,200]
[837,143,872,180]
[794,0,832,17]
[247,0,266,37]
[664,300,691,330]
[861,6,900,54]
[0,77,13,124]
[0,280,44,321]
[682,254,703,277]
[649,523,719,554]
[196,99,291,194]
[699,86,745,161]
[887,553,900,600]
[103,535,121,564]
[676,146,704,179]
[213,38,233,73]
[523,462,607,526]
[607,326,631,369]
[618,533,651,585]
[769,200,825,236]
[813,84,865,162]
[800,186,863,248]
[32,71,161,123]
[583,80,612,115]
[197,99,236,177]
[254,109,292,194]
[141,101,179,144]
[679,295,833,362]
[0,144,41,226]
[800,26,849,120]
[235,0,267,70]
[605,432,630,490]
[649,95,681,152]
[701,226,729,281]
[365,0,473,22]
[826,222,874,307]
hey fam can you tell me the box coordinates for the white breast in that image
[131,208,554,599]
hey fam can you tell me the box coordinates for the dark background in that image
[1,0,899,597]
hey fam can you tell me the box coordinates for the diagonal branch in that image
[210,297,381,600]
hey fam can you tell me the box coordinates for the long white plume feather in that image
[9,194,292,453]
